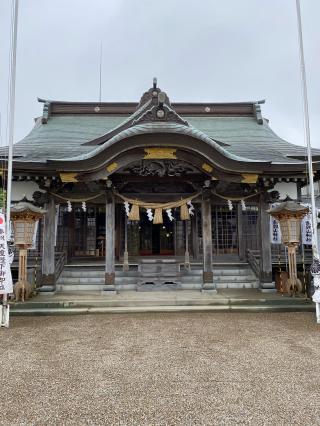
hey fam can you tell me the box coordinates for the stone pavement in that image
[1,312,320,425]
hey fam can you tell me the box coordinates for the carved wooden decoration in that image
[133,105,189,126]
[123,160,200,177]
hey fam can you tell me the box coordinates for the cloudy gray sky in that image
[0,0,319,148]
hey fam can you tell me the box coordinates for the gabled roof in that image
[4,80,320,170]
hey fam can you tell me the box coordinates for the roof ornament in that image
[153,77,157,89]
[42,101,50,124]
[254,103,263,125]
[158,92,166,107]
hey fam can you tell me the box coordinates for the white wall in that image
[11,181,45,202]
[301,181,320,197]
[272,182,297,200]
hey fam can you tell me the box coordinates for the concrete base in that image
[201,287,217,294]
[137,283,182,292]
[38,286,56,295]
[0,305,10,327]
[9,289,314,316]
[259,282,276,293]
[101,288,117,296]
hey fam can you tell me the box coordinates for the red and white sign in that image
[0,214,13,294]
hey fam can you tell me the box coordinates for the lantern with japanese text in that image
[267,198,309,296]
[11,200,46,302]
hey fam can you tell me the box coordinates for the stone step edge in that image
[10,304,314,316]
[12,299,311,309]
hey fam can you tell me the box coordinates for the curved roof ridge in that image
[50,122,264,164]
[262,118,320,155]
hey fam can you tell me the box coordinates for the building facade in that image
[6,81,320,292]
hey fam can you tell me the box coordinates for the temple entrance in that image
[212,205,238,256]
[56,204,107,258]
[139,211,174,255]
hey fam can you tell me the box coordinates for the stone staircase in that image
[213,263,259,289]
[56,262,259,292]
[56,265,138,292]
[181,263,259,290]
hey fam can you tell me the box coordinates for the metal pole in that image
[296,0,320,323]
[2,0,19,328]
[295,0,318,257]
[99,42,102,103]
[6,0,19,236]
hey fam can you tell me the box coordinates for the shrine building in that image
[6,80,320,293]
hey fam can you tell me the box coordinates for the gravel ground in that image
[1,312,320,426]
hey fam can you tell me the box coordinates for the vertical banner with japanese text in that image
[0,213,13,294]
[270,217,282,244]
[301,213,313,245]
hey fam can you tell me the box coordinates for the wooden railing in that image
[55,250,67,282]
[11,250,67,285]
[271,246,312,265]
[246,249,260,278]
[246,246,312,279]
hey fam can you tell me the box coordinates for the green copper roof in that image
[55,121,262,164]
[186,116,313,163]
[7,113,319,165]
[10,115,126,162]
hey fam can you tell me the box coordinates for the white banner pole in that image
[296,0,320,323]
[0,214,14,327]
[2,0,19,328]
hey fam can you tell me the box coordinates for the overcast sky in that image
[0,0,319,149]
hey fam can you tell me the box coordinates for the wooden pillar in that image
[184,221,191,270]
[115,204,121,261]
[41,197,56,290]
[67,210,74,260]
[237,203,245,261]
[192,208,199,260]
[259,193,275,291]
[297,183,302,202]
[123,214,129,271]
[201,199,216,292]
[175,221,184,256]
[104,195,116,292]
